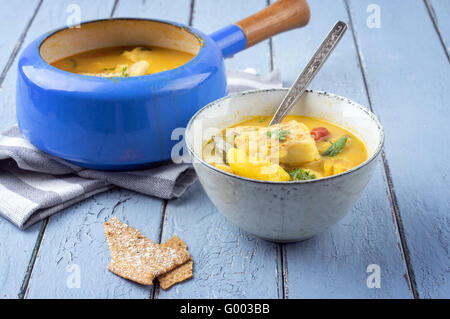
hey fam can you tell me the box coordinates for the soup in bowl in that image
[202,115,369,182]
[186,89,384,242]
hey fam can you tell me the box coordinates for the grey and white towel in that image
[0,69,282,229]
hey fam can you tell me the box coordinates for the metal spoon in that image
[269,21,347,126]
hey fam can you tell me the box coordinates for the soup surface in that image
[52,46,195,77]
[203,115,368,182]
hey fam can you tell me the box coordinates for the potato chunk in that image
[323,158,351,176]
[211,163,234,174]
[227,148,290,182]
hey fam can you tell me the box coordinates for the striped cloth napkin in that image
[0,69,282,229]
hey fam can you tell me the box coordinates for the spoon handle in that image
[269,21,347,126]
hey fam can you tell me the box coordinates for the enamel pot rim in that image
[17,17,229,169]
[186,88,385,185]
[36,17,207,84]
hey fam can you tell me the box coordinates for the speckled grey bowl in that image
[186,89,384,242]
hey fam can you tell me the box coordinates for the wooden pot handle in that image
[235,0,310,48]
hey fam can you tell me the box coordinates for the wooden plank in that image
[9,0,117,299]
[0,0,40,81]
[26,190,163,298]
[157,0,282,299]
[0,0,113,129]
[193,0,271,73]
[284,166,412,298]
[0,0,43,300]
[25,0,193,298]
[428,0,450,59]
[0,0,115,298]
[158,183,282,298]
[347,0,450,298]
[114,0,192,23]
[271,0,412,298]
[0,0,43,129]
[0,220,43,298]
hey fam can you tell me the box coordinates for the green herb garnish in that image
[69,58,77,68]
[102,67,116,71]
[321,136,348,157]
[289,168,316,181]
[258,118,266,123]
[121,66,128,77]
[266,129,289,142]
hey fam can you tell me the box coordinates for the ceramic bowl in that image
[186,89,384,242]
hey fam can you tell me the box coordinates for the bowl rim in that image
[186,88,385,185]
[35,17,207,81]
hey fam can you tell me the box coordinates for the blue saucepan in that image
[16,0,310,170]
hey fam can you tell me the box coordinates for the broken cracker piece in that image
[159,261,193,290]
[103,217,190,285]
[158,236,193,289]
[161,235,188,250]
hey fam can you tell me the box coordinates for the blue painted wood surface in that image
[270,0,412,299]
[158,0,282,299]
[0,0,40,80]
[24,0,191,298]
[193,0,271,73]
[428,0,450,58]
[0,0,44,299]
[114,0,192,22]
[0,0,116,298]
[347,0,450,298]
[159,183,282,298]
[0,219,41,298]
[26,190,163,298]
[0,0,448,299]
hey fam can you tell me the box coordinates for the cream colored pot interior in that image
[40,19,201,64]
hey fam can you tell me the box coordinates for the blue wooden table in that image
[0,0,448,299]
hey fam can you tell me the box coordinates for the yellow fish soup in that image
[203,115,368,182]
[52,46,195,77]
